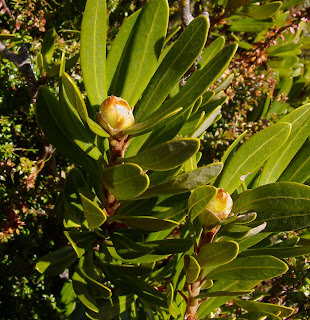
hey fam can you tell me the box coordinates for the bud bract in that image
[97,96,135,136]
[199,188,233,230]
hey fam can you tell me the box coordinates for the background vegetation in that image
[0,0,309,319]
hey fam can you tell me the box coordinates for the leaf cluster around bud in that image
[34,0,310,318]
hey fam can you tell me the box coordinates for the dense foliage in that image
[0,0,310,319]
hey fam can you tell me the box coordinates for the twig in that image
[0,41,38,101]
[0,0,13,19]
[180,0,194,27]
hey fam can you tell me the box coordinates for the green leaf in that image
[108,215,179,231]
[78,254,112,299]
[80,0,107,107]
[36,247,77,276]
[242,2,282,19]
[197,280,260,318]
[111,233,153,259]
[64,231,96,258]
[233,182,310,232]
[233,298,294,318]
[217,122,291,194]
[109,0,169,107]
[197,290,253,299]
[101,163,150,200]
[146,238,193,254]
[184,255,201,283]
[41,28,57,68]
[0,34,15,40]
[198,36,225,69]
[259,104,310,185]
[118,138,200,171]
[139,44,237,133]
[134,16,209,121]
[60,81,104,161]
[205,256,288,281]
[197,241,239,269]
[86,295,137,320]
[137,163,222,199]
[107,246,170,264]
[279,141,310,183]
[79,193,107,229]
[36,86,100,173]
[72,268,99,313]
[62,73,109,137]
[228,18,272,32]
[107,10,141,89]
[239,241,310,258]
[188,185,217,221]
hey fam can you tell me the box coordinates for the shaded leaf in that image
[36,247,77,276]
[108,215,179,231]
[184,255,201,283]
[233,298,294,318]
[64,231,96,258]
[118,138,200,171]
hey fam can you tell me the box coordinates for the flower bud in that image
[97,96,135,136]
[199,188,233,230]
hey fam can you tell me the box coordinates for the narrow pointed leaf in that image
[86,295,137,320]
[101,163,150,200]
[137,163,223,199]
[135,16,209,121]
[111,233,153,259]
[81,0,107,107]
[62,73,109,137]
[197,241,239,269]
[233,182,310,231]
[217,122,291,194]
[118,138,200,171]
[79,193,107,229]
[36,87,100,173]
[242,2,282,19]
[205,256,288,281]
[279,141,310,183]
[64,231,96,258]
[233,298,294,318]
[41,28,57,68]
[184,255,201,283]
[109,0,169,106]
[36,247,77,275]
[198,36,225,69]
[108,215,179,231]
[72,268,99,313]
[239,241,310,258]
[188,185,217,221]
[197,290,253,299]
[259,104,310,185]
[197,280,261,318]
[122,107,183,136]
[107,10,141,89]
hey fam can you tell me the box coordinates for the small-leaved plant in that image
[35,0,310,319]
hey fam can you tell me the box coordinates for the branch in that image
[181,0,194,26]
[0,41,38,101]
[1,0,13,19]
